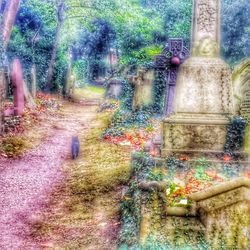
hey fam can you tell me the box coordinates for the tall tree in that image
[2,0,21,47]
[45,0,65,91]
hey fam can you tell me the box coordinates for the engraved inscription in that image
[197,0,217,33]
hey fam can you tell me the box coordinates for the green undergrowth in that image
[102,108,153,139]
[224,116,247,156]
[0,135,30,158]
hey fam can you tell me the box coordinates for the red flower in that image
[223,154,231,162]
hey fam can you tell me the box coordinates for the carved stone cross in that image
[155,39,189,116]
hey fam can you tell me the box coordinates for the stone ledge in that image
[188,177,250,202]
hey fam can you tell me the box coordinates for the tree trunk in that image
[2,0,21,47]
[0,0,20,133]
[45,0,65,91]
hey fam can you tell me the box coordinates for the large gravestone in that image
[155,39,189,116]
[128,68,154,110]
[162,0,234,157]
[11,59,25,116]
[233,59,250,156]
[0,68,5,133]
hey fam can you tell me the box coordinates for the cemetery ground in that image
[0,87,132,249]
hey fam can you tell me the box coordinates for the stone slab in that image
[162,114,229,156]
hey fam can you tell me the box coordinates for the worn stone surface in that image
[162,115,228,155]
[128,68,154,109]
[192,0,221,57]
[11,59,25,116]
[197,188,250,249]
[31,65,36,98]
[233,59,250,157]
[0,69,6,134]
[162,0,235,156]
[106,79,122,99]
[173,57,234,114]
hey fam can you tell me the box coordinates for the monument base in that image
[161,113,230,157]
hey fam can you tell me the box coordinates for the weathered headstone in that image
[233,59,250,156]
[106,79,122,99]
[155,39,189,116]
[11,58,25,116]
[128,68,154,110]
[31,65,36,98]
[162,0,235,157]
[0,68,6,133]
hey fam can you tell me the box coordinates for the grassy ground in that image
[73,86,105,99]
[31,108,131,249]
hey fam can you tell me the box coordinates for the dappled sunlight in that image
[0,0,249,249]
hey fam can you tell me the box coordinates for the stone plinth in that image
[162,57,234,157]
[162,114,228,156]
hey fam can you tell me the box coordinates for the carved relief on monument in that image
[240,84,250,122]
[164,123,227,151]
[173,57,234,114]
[232,59,250,119]
[197,0,217,34]
[192,37,219,57]
[192,0,220,56]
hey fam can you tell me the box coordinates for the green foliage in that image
[222,0,250,65]
[120,80,135,111]
[119,181,141,246]
[120,45,162,66]
[224,116,247,155]
[7,0,57,89]
[53,46,68,91]
[0,136,29,158]
[152,70,166,114]
[72,59,88,85]
[147,168,164,181]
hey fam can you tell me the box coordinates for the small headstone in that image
[128,68,154,110]
[11,58,25,116]
[31,65,36,98]
[0,69,6,133]
[106,79,122,99]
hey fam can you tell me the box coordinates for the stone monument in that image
[162,0,235,156]
[0,68,5,133]
[128,68,154,110]
[155,39,189,116]
[232,59,250,156]
[11,58,25,116]
[105,79,122,99]
[31,65,37,98]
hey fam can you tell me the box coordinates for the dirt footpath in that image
[0,102,98,250]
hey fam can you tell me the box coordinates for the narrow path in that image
[0,102,98,249]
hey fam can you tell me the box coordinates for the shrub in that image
[0,136,29,158]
